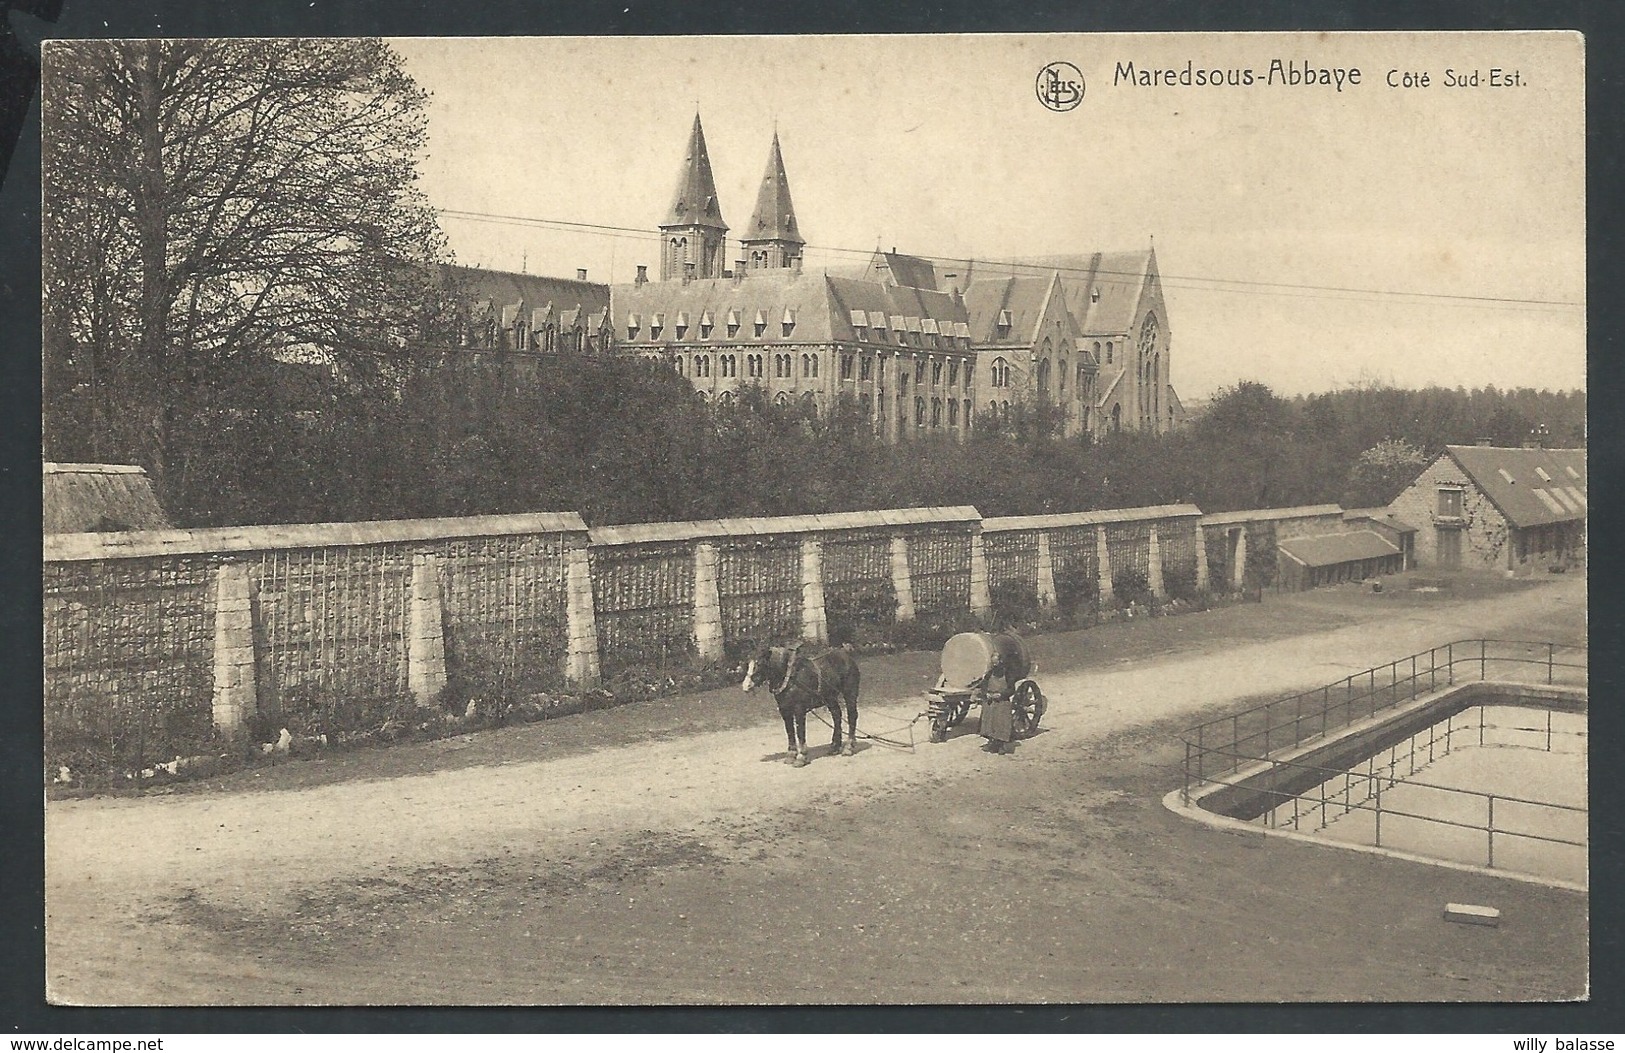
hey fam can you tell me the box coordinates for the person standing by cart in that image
[978,653,1017,753]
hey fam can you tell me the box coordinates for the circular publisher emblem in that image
[1036,61,1085,112]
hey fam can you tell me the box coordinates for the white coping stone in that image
[1443,903,1501,926]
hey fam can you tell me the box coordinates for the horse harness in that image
[770,643,830,703]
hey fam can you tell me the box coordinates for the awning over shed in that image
[1278,530,1400,568]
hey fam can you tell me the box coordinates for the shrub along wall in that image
[44,501,1341,778]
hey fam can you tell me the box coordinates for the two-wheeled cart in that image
[925,631,1046,743]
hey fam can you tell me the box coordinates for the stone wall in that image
[45,501,1320,766]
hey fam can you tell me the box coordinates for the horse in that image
[741,642,861,767]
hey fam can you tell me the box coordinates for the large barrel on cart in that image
[926,631,1046,743]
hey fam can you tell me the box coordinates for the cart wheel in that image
[947,697,972,729]
[1012,680,1046,737]
[929,714,949,743]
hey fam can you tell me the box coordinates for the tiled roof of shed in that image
[1441,445,1587,529]
[44,463,172,535]
[1278,530,1400,568]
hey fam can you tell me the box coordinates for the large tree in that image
[42,38,447,512]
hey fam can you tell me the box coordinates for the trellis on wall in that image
[44,502,1344,770]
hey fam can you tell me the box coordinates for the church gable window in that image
[991,357,1011,388]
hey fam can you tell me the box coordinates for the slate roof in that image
[1278,530,1400,568]
[742,133,804,247]
[836,250,942,291]
[44,463,172,534]
[1019,250,1154,335]
[963,274,1057,346]
[1441,445,1587,529]
[441,264,610,326]
[663,113,728,231]
[611,272,969,347]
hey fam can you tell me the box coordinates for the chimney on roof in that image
[732,267,744,287]
[1476,437,1494,447]
[577,268,588,281]
[683,261,695,286]
[791,255,803,275]
[635,264,648,288]
[1525,423,1549,449]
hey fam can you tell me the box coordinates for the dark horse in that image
[742,643,860,767]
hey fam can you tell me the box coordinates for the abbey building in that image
[455,112,1183,441]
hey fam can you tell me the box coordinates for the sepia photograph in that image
[37,29,1587,1007]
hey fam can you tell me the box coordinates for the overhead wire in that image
[434,207,1584,315]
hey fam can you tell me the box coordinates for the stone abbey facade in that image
[456,113,1183,441]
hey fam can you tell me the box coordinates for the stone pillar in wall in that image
[1095,526,1115,606]
[969,530,992,619]
[1035,532,1058,608]
[694,542,725,662]
[1232,526,1249,590]
[407,552,447,707]
[1195,524,1211,592]
[800,538,828,644]
[211,563,258,735]
[1148,526,1166,599]
[564,544,601,686]
[890,535,916,623]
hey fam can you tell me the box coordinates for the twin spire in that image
[659,113,803,280]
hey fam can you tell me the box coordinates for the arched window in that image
[948,399,959,426]
[811,355,819,377]
[718,390,734,407]
[775,391,790,407]
[989,399,999,417]
[1112,403,1122,432]
[860,393,873,417]
[1106,341,1114,365]
[991,357,1010,388]
[915,396,926,426]
[963,400,972,428]
[1059,357,1068,395]
[1037,358,1051,397]
[932,398,943,426]
[932,361,943,386]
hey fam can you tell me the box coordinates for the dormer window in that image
[699,310,714,339]
[675,311,690,339]
[626,312,640,340]
[754,309,768,338]
[1090,286,1101,304]
[651,312,664,339]
[727,308,741,338]
[782,307,797,336]
[996,308,1013,337]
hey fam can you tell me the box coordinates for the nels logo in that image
[1036,61,1085,112]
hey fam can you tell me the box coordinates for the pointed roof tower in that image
[743,132,804,249]
[663,113,728,232]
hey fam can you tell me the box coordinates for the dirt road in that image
[45,575,1588,1005]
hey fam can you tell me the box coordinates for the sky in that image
[393,32,1585,400]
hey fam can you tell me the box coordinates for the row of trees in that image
[46,342,1585,528]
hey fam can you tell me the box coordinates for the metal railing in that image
[1181,639,1586,795]
[1179,639,1587,877]
[1201,707,1585,872]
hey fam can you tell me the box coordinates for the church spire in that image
[659,113,728,281]
[663,112,727,232]
[740,131,805,271]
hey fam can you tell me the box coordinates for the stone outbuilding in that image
[1387,445,1586,573]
